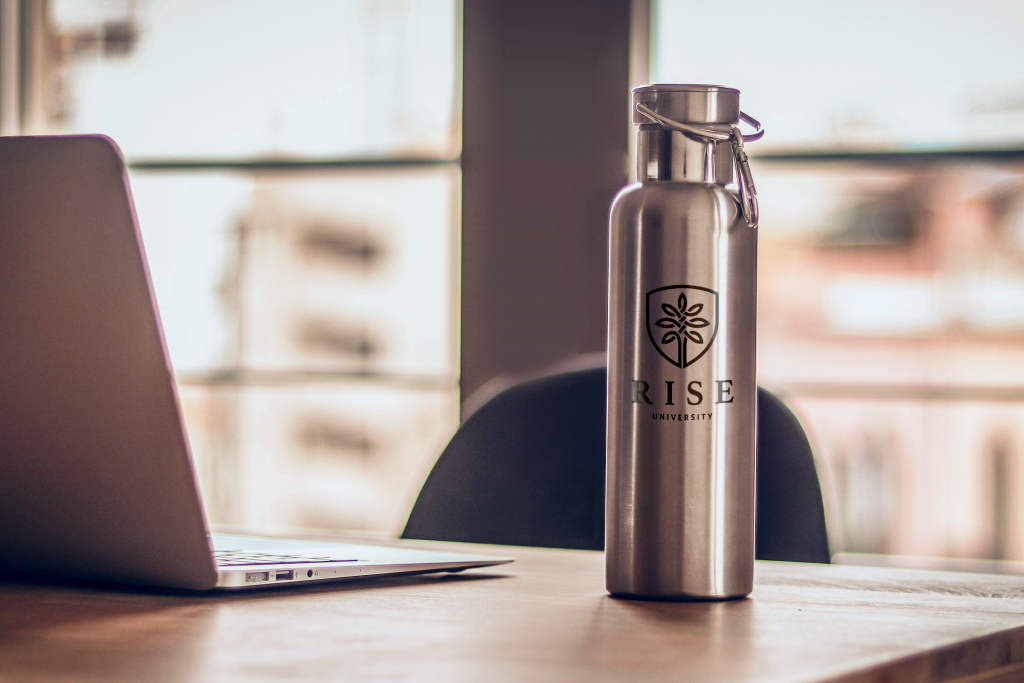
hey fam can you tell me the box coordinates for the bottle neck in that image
[637,125,734,185]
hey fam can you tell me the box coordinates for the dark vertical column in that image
[460,0,631,402]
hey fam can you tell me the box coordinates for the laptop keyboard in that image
[215,549,358,567]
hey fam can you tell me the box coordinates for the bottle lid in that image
[632,84,740,126]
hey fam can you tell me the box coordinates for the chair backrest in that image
[403,365,830,563]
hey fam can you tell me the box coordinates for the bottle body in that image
[605,180,757,599]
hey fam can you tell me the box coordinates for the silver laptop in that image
[0,135,510,590]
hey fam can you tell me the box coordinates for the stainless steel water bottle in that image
[605,84,763,600]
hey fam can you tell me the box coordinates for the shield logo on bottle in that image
[646,285,719,368]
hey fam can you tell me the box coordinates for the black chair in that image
[403,364,830,563]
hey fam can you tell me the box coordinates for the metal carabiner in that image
[731,126,759,228]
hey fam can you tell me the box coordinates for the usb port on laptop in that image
[275,570,294,581]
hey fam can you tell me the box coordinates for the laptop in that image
[0,135,511,590]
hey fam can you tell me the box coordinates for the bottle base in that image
[607,590,751,602]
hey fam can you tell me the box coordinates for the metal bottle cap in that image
[632,84,740,126]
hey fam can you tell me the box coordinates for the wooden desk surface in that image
[3,540,1024,683]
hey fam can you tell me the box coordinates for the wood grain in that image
[2,539,1024,682]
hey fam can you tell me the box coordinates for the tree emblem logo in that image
[646,285,719,368]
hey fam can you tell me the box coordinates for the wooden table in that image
[3,539,1024,682]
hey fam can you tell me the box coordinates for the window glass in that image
[656,0,1024,150]
[27,0,461,534]
[180,382,457,534]
[131,168,459,379]
[657,0,1024,563]
[44,0,458,158]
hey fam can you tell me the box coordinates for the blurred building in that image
[754,160,1024,560]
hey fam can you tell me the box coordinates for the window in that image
[656,0,1024,561]
[5,0,461,535]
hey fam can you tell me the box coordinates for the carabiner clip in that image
[731,127,759,228]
